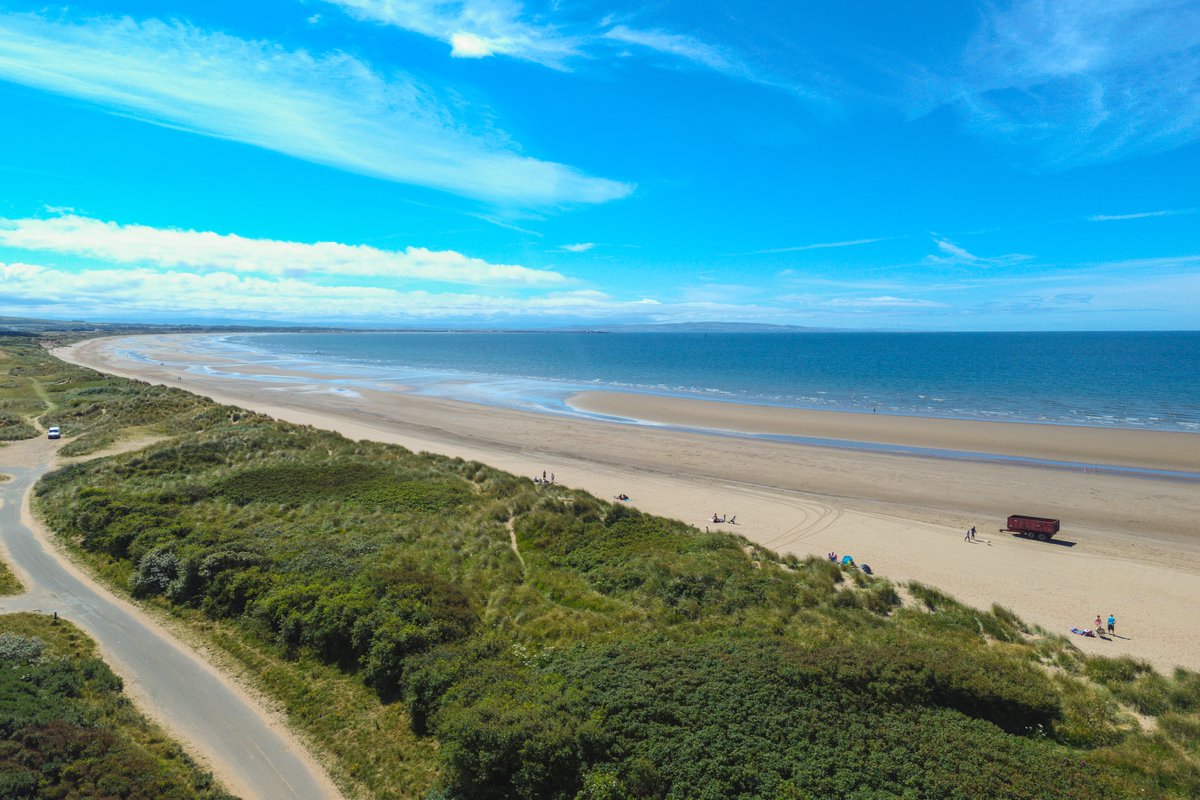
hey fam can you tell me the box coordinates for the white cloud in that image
[560,242,594,252]
[0,260,657,322]
[603,25,734,73]
[0,214,567,287]
[923,237,1032,268]
[956,0,1200,168]
[323,2,826,102]
[0,11,630,206]
[1088,209,1194,222]
[744,237,891,255]
[323,0,580,68]
[825,296,944,309]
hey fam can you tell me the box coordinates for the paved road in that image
[0,439,342,800]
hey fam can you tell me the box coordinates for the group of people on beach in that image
[964,526,977,542]
[711,513,736,524]
[828,552,872,575]
[1072,614,1117,639]
[534,470,555,485]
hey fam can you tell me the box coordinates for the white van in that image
[47,426,61,440]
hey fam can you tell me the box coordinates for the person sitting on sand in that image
[828,552,838,562]
[729,515,737,524]
[1095,615,1105,637]
[712,513,721,523]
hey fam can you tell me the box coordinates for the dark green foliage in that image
[435,664,608,800]
[0,616,235,800]
[427,638,1115,800]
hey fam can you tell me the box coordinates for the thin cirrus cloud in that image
[954,0,1200,169]
[322,1,823,100]
[923,237,1032,268]
[601,24,824,102]
[0,215,569,287]
[1088,209,1195,222]
[0,11,631,206]
[560,242,595,252]
[743,237,892,255]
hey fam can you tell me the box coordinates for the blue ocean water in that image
[222,331,1200,433]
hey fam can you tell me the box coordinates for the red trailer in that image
[1003,515,1060,541]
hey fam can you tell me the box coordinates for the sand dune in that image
[57,334,1200,673]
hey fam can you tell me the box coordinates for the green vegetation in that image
[0,559,21,595]
[5,334,1200,798]
[0,613,235,799]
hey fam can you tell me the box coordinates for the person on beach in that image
[970,526,976,541]
[1107,614,1116,635]
[1095,615,1105,637]
[965,528,971,542]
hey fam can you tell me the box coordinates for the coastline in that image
[55,333,1200,672]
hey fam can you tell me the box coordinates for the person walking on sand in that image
[1107,614,1116,635]
[970,526,976,541]
[965,528,971,542]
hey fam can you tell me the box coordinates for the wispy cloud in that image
[560,242,595,252]
[321,0,581,67]
[1088,208,1194,222]
[323,2,826,101]
[0,214,568,287]
[825,296,944,310]
[954,0,1200,168]
[602,24,827,103]
[923,237,1033,268]
[744,237,891,255]
[0,11,630,206]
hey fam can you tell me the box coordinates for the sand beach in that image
[57,334,1200,673]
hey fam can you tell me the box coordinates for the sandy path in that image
[57,335,1200,673]
[0,437,343,800]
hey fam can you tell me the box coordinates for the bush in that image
[130,548,180,598]
[0,634,45,665]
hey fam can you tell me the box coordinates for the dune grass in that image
[0,559,21,595]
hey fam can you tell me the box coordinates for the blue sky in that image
[0,0,1196,329]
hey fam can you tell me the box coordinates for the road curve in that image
[0,438,343,800]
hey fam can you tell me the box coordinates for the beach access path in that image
[58,334,1200,674]
[0,435,344,800]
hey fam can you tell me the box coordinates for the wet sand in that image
[569,391,1199,473]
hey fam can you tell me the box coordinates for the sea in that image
[212,331,1200,434]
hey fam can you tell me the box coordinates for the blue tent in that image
[841,555,854,565]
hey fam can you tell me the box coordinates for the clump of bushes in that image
[0,614,234,800]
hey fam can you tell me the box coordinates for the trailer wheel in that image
[1037,532,1049,542]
